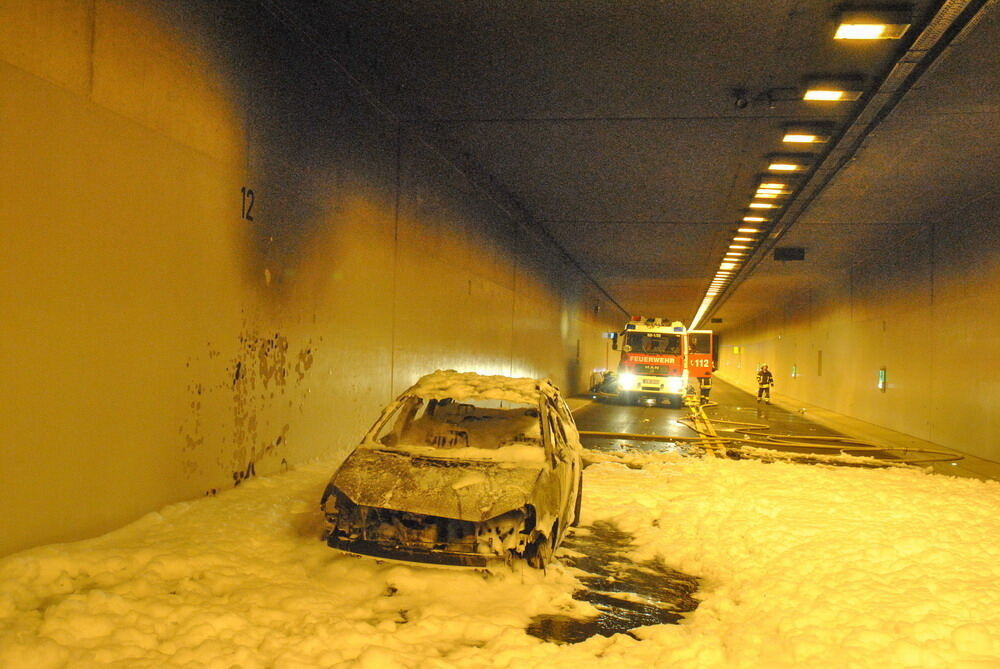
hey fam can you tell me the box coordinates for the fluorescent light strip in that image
[837,24,886,39]
[783,133,820,143]
[834,11,910,40]
[802,80,864,101]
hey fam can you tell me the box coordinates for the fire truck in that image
[606,317,715,407]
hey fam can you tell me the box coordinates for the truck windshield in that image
[625,333,681,354]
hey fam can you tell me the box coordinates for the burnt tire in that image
[525,533,550,569]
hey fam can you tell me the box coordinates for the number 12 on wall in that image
[241,187,255,221]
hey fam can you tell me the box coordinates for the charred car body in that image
[321,370,583,568]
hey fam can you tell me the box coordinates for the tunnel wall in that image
[0,1,623,556]
[715,204,999,463]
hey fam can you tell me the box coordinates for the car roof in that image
[404,370,560,405]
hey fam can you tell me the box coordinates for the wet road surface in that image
[527,522,700,644]
[574,379,898,463]
[575,378,848,450]
[703,381,845,438]
[531,379,898,644]
[571,392,697,455]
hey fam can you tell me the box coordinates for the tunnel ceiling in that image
[278,0,998,331]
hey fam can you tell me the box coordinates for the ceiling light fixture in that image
[766,154,812,171]
[781,123,833,144]
[743,216,767,223]
[835,8,911,39]
[765,154,813,173]
[749,202,777,209]
[783,133,822,143]
[733,237,754,242]
[738,227,760,233]
[758,181,792,190]
[729,244,750,249]
[802,78,864,101]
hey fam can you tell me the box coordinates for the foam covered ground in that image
[2,453,998,668]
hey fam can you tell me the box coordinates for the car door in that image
[543,398,578,534]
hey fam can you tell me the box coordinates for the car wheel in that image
[526,526,557,569]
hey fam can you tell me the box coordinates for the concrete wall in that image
[716,200,1000,463]
[0,1,623,556]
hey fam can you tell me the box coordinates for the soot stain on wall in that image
[181,327,317,492]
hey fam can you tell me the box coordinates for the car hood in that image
[330,448,545,522]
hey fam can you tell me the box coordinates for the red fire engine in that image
[607,317,714,407]
[685,328,715,402]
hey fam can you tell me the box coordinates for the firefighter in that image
[698,359,717,402]
[756,365,774,403]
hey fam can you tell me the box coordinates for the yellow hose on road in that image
[579,399,963,467]
[681,401,963,466]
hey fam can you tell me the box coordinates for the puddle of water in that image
[527,521,699,644]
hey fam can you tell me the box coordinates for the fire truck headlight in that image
[666,377,684,393]
[618,373,637,389]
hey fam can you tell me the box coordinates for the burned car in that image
[321,370,583,568]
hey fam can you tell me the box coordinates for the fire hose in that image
[578,399,963,468]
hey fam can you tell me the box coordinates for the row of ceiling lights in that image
[691,7,912,329]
